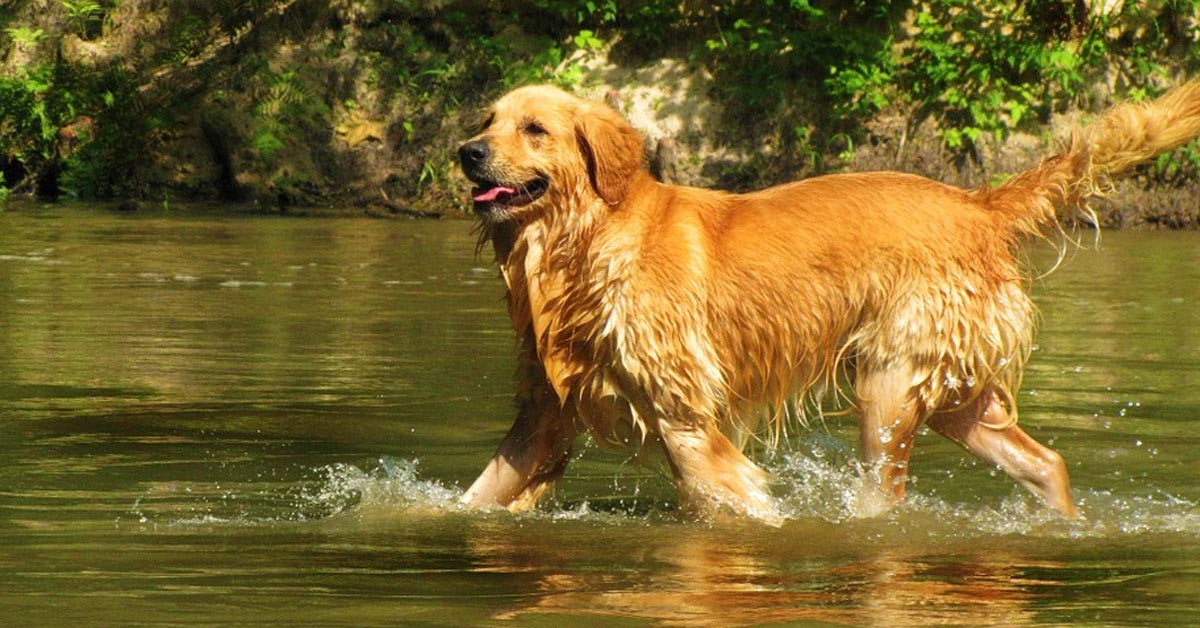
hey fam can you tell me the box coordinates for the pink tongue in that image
[474,186,516,202]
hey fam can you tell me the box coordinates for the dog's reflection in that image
[465,518,1058,627]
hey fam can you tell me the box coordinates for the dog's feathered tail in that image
[976,79,1200,236]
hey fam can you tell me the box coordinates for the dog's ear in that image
[575,101,645,205]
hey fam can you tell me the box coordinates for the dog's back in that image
[675,171,1031,433]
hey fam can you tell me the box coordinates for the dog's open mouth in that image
[471,178,548,214]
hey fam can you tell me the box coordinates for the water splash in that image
[128,450,1200,540]
[300,457,462,515]
[765,443,1200,540]
[123,457,464,529]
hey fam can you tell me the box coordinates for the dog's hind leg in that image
[656,419,784,526]
[853,366,926,516]
[927,389,1077,517]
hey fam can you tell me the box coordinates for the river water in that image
[1,206,1198,627]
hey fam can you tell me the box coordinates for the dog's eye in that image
[523,121,548,137]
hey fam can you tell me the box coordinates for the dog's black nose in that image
[458,140,490,169]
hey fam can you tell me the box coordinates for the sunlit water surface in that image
[2,206,1198,627]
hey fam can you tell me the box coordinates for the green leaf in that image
[572,30,603,50]
[251,130,285,160]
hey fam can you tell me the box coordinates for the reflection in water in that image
[465,519,1055,627]
[288,455,1195,628]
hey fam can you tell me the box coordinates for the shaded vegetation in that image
[1,0,1198,221]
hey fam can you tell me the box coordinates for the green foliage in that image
[825,40,896,122]
[895,0,1200,152]
[697,1,887,111]
[384,2,614,101]
[250,68,329,163]
[619,1,901,178]
[619,0,1198,164]
[1148,136,1200,186]
[3,0,1198,207]
[0,64,74,186]
[0,55,148,200]
[60,0,106,39]
[901,2,1088,148]
[535,0,617,25]
[0,65,55,131]
[5,26,46,47]
[573,29,603,51]
[417,150,459,197]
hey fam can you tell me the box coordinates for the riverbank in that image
[2,1,1198,226]
[0,197,448,219]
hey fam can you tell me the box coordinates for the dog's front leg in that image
[461,370,578,513]
[656,419,784,526]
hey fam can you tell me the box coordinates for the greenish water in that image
[1,207,1198,627]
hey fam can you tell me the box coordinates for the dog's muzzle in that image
[458,140,490,180]
[458,139,548,219]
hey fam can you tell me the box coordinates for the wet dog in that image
[457,81,1200,524]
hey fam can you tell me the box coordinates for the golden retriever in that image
[457,81,1200,524]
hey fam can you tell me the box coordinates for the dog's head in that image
[458,85,645,223]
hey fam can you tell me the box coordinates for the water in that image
[1,206,1198,627]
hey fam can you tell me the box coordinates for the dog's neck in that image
[485,172,662,399]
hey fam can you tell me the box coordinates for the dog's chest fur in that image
[493,209,724,444]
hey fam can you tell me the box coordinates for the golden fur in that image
[457,81,1200,524]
